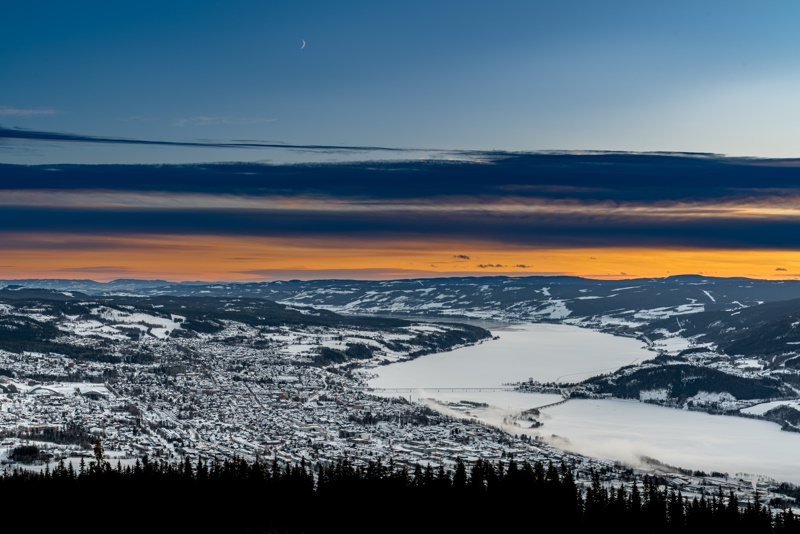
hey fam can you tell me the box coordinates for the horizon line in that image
[0,273,792,285]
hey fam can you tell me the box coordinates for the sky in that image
[2,1,800,281]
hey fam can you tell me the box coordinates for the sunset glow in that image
[2,232,799,282]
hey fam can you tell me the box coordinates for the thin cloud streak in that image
[0,107,57,116]
[0,233,210,252]
[173,116,277,127]
[5,190,800,222]
[0,126,411,153]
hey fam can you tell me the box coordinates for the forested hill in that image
[0,289,490,366]
[2,455,795,534]
[642,296,800,357]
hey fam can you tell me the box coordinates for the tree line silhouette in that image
[1,445,798,533]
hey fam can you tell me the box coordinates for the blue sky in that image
[4,1,800,281]
[3,0,800,163]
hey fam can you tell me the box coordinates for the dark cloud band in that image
[2,152,800,204]
[3,206,800,249]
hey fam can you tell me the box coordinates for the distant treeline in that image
[1,453,798,533]
[0,423,93,449]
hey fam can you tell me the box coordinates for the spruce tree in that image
[453,459,467,491]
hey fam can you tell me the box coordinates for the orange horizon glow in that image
[1,232,799,282]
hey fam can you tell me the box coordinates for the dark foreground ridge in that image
[3,452,797,533]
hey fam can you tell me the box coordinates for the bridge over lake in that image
[372,386,516,393]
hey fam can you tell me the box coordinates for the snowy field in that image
[10,455,140,473]
[741,400,800,415]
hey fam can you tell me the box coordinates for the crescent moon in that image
[301,39,306,49]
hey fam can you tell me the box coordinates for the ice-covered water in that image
[369,323,652,388]
[370,323,800,483]
[539,399,800,483]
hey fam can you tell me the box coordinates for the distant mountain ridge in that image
[5,275,800,328]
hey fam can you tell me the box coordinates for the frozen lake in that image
[540,399,800,483]
[370,323,800,483]
[369,323,650,428]
[369,323,653,388]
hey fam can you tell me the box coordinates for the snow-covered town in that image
[0,289,797,512]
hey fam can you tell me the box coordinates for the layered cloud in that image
[2,154,800,250]
[3,127,800,279]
